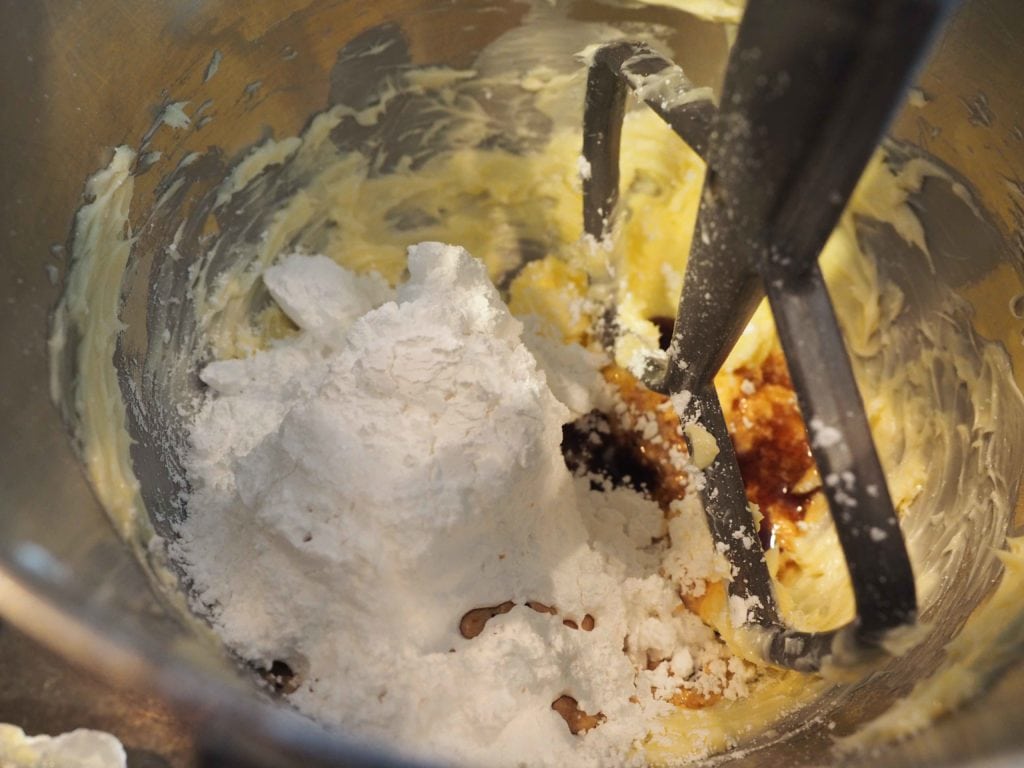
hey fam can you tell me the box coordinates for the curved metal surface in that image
[1,0,1024,766]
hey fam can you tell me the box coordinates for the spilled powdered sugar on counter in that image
[176,243,746,766]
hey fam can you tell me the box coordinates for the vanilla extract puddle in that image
[562,358,818,552]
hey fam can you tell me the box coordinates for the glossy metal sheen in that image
[2,1,1024,766]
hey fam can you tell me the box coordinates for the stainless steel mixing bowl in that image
[2,1,1024,766]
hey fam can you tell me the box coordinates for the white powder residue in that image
[577,154,593,181]
[176,243,741,766]
[728,594,763,628]
[809,417,842,449]
[159,101,191,130]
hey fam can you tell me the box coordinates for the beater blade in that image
[581,0,958,670]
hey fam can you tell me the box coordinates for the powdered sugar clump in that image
[175,243,741,766]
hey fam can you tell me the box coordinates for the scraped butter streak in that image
[52,20,1024,768]
[0,724,125,768]
[604,0,745,24]
[841,535,1024,749]
[49,146,150,544]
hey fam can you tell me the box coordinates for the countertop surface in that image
[0,621,193,768]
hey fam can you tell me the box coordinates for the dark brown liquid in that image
[722,350,817,551]
[561,411,662,497]
[561,348,818,552]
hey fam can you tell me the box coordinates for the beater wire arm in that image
[582,41,716,241]
[581,0,959,669]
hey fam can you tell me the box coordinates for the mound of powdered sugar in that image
[175,242,742,767]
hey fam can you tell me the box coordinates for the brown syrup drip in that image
[459,601,515,639]
[551,695,606,734]
[720,349,820,550]
[561,337,819,552]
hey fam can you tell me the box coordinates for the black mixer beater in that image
[581,0,958,671]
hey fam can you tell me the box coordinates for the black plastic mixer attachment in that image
[582,0,959,671]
